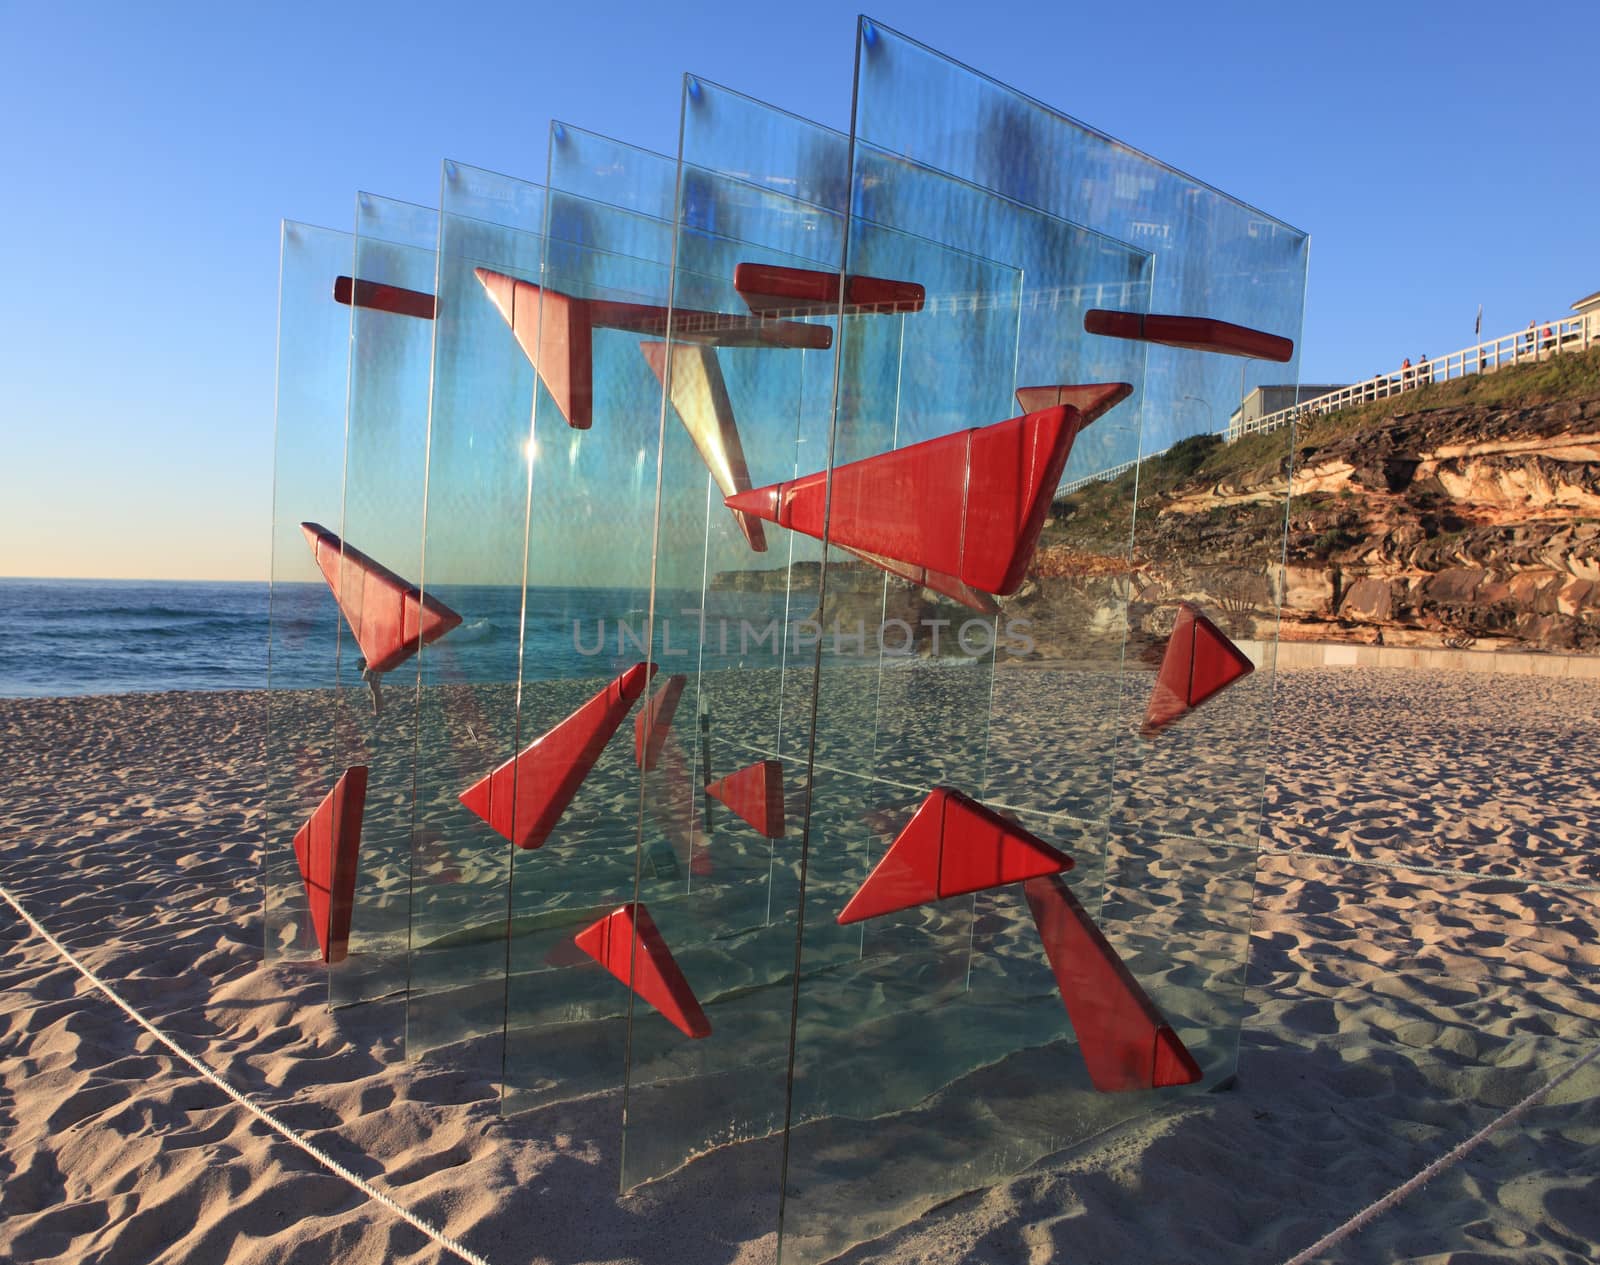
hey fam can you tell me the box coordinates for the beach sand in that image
[2,669,1598,1264]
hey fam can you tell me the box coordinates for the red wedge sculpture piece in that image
[705,759,785,838]
[459,662,655,849]
[301,522,462,675]
[475,266,595,430]
[574,903,711,1039]
[1142,602,1255,735]
[640,342,765,551]
[635,673,687,771]
[727,406,1082,598]
[1014,383,1132,427]
[837,787,1072,924]
[476,268,831,430]
[1023,873,1202,1092]
[293,766,368,964]
[733,262,925,316]
[1084,309,1294,362]
[333,275,436,320]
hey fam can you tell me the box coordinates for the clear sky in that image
[1,0,1595,581]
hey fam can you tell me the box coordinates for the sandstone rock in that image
[1340,577,1395,621]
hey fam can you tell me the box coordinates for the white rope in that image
[0,881,492,1265]
[1278,1040,1600,1265]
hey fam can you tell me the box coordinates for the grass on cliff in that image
[1053,342,1600,539]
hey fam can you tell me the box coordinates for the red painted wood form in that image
[574,903,711,1039]
[475,267,595,430]
[635,674,687,771]
[476,268,831,430]
[733,262,925,316]
[333,275,437,320]
[1084,309,1294,362]
[459,663,655,848]
[640,342,765,551]
[293,766,368,964]
[1023,873,1202,1092]
[705,759,785,838]
[837,787,1073,924]
[1014,382,1132,427]
[1142,602,1255,735]
[301,522,462,675]
[727,406,1083,598]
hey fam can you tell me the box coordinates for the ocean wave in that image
[449,618,494,644]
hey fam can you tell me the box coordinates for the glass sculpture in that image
[264,16,1308,1262]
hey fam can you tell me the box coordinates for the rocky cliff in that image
[708,348,1600,657]
[1044,347,1600,653]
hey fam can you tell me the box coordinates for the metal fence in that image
[1230,312,1597,442]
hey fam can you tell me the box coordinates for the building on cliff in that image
[1229,383,1347,433]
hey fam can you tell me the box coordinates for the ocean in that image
[0,578,829,698]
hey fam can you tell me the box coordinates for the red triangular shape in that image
[837,788,1072,924]
[1141,602,1254,735]
[726,406,1081,597]
[640,342,766,551]
[574,903,711,1039]
[292,766,367,964]
[705,759,784,838]
[301,523,462,675]
[459,663,655,849]
[1014,383,1132,427]
[1023,873,1202,1092]
[475,267,595,430]
[635,673,687,771]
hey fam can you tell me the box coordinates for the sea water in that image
[0,578,840,698]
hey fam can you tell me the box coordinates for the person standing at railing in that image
[1401,356,1412,390]
[1526,320,1538,359]
[1418,355,1431,387]
[1544,324,1554,353]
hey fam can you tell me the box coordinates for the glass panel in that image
[328,195,438,1013]
[774,21,1307,1262]
[264,221,352,964]
[499,130,678,1116]
[779,218,1030,1265]
[404,163,546,1059]
[619,84,849,1197]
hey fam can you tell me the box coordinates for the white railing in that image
[1230,312,1597,442]
[1060,457,1139,494]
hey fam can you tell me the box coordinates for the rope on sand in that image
[0,882,492,1265]
[1278,1040,1600,1265]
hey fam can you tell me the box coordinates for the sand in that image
[2,668,1598,1264]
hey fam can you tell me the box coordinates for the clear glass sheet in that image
[328,195,438,1013]
[264,221,353,964]
[499,132,679,1116]
[619,104,849,1192]
[779,226,1037,1265]
[774,22,1306,1262]
[404,163,545,1060]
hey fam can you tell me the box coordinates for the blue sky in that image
[1,0,1595,580]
